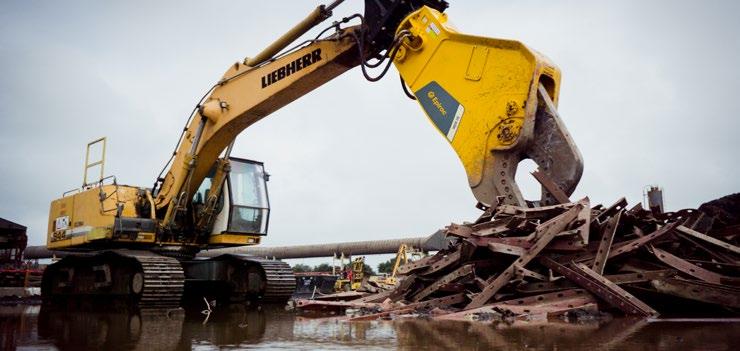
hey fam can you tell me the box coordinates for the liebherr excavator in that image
[42,0,582,307]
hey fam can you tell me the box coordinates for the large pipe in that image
[200,236,429,259]
[23,231,449,260]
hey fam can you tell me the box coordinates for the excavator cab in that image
[222,158,270,235]
[199,157,271,244]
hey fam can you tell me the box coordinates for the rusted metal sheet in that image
[466,204,583,309]
[541,258,658,317]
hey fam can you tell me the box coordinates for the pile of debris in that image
[293,195,739,322]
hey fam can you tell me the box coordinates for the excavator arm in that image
[43,1,583,254]
[40,1,585,307]
[151,1,582,240]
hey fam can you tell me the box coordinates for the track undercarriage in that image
[41,250,295,308]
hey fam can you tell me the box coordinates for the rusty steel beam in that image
[676,225,740,255]
[677,234,737,263]
[488,242,527,256]
[466,203,583,309]
[411,264,474,302]
[571,197,591,246]
[591,210,622,275]
[439,289,598,321]
[421,250,462,275]
[349,293,467,321]
[605,222,678,260]
[516,269,676,294]
[446,223,473,238]
[356,289,393,303]
[531,169,571,204]
[650,246,727,285]
[513,264,548,281]
[650,278,740,308]
[594,197,628,224]
[541,258,658,318]
[294,299,381,312]
[466,236,531,248]
[396,255,437,275]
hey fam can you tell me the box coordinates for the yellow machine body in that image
[393,7,567,205]
[48,185,144,249]
[47,183,263,249]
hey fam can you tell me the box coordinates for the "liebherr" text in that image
[261,49,322,88]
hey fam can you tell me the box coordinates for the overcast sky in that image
[1,1,738,268]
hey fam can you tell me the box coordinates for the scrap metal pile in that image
[294,195,740,322]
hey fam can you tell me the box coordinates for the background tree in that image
[313,263,333,273]
[377,258,395,274]
[362,263,376,276]
[291,264,311,273]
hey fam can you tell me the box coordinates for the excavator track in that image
[181,255,295,303]
[41,250,185,308]
[246,257,296,302]
[41,251,294,306]
[192,255,295,302]
[130,253,185,308]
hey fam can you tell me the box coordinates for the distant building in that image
[0,217,28,265]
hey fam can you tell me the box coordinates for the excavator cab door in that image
[209,157,271,237]
[224,157,270,235]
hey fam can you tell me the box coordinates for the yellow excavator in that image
[41,0,582,307]
[334,257,366,292]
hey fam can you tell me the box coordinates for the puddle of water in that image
[1,304,738,350]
